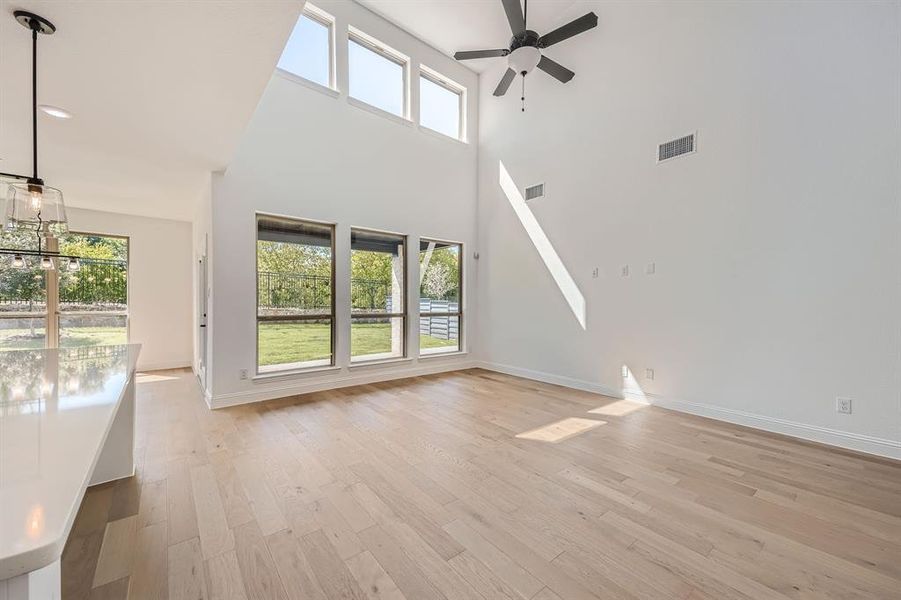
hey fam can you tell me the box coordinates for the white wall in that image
[476,1,901,457]
[208,0,479,405]
[67,207,194,371]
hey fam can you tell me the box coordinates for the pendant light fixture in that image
[3,11,68,238]
[0,11,81,272]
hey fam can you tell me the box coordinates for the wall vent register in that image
[657,133,696,162]
[524,182,545,201]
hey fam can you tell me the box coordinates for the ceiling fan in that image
[453,0,598,107]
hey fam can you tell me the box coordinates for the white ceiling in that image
[358,0,581,73]
[0,0,302,222]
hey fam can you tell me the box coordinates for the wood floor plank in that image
[168,538,208,600]
[345,550,407,600]
[126,521,168,600]
[232,453,289,536]
[265,529,328,600]
[205,551,248,600]
[298,530,368,600]
[191,464,235,559]
[167,459,200,545]
[93,516,137,588]
[232,521,287,600]
[60,369,901,600]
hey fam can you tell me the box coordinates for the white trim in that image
[418,124,469,145]
[419,348,468,359]
[210,357,474,408]
[476,360,900,460]
[636,391,901,461]
[348,356,412,369]
[476,360,621,397]
[347,96,413,126]
[253,364,341,381]
[275,69,340,98]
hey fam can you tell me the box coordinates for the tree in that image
[422,262,451,299]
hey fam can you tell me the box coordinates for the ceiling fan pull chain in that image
[521,75,526,112]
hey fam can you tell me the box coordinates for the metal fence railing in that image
[0,257,127,313]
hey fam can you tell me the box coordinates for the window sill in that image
[252,364,341,381]
[347,96,413,127]
[418,350,468,360]
[275,69,340,98]
[418,124,468,145]
[348,357,413,370]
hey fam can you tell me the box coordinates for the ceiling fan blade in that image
[493,68,517,96]
[454,49,509,61]
[537,55,575,83]
[538,12,598,48]
[501,0,525,34]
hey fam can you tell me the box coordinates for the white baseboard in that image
[138,360,192,372]
[210,357,476,409]
[475,360,622,398]
[477,361,900,461]
[635,391,901,460]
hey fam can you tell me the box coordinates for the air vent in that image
[657,133,696,163]
[524,182,545,201]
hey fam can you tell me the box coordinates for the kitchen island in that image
[0,344,140,600]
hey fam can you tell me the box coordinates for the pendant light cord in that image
[31,27,38,182]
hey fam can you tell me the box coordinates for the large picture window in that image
[419,239,462,355]
[351,229,406,362]
[256,215,335,373]
[0,230,128,351]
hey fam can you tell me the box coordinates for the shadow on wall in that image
[498,160,586,329]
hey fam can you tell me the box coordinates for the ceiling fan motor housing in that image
[510,30,540,50]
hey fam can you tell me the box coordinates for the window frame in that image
[255,213,337,374]
[350,227,408,363]
[347,26,411,119]
[277,3,337,90]
[418,65,466,142]
[418,237,464,356]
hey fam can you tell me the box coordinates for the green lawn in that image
[0,323,457,365]
[0,326,126,351]
[258,322,456,367]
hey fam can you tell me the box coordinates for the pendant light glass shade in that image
[4,182,68,237]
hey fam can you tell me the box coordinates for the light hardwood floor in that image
[61,368,901,600]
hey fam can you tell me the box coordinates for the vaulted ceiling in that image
[0,0,302,221]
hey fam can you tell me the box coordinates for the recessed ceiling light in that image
[39,104,72,119]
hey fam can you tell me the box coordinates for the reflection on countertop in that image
[0,343,140,580]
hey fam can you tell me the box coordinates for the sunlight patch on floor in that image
[589,399,646,416]
[136,373,179,383]
[516,417,606,443]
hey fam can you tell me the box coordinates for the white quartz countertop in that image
[0,344,140,580]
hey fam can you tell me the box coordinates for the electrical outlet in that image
[239,369,249,380]
[646,262,656,275]
[836,397,852,414]
[645,368,654,380]
[592,267,599,278]
[621,265,630,277]
[621,365,630,378]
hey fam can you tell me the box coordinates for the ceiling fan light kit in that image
[453,0,598,111]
